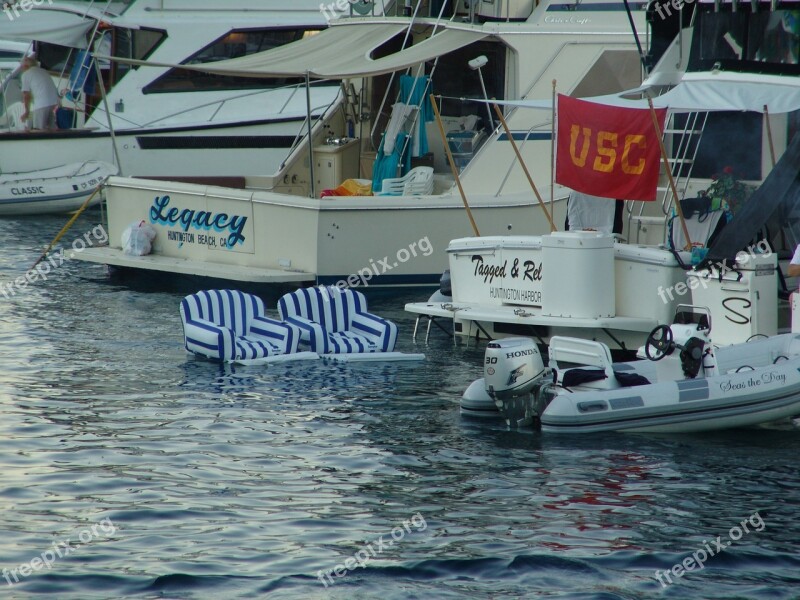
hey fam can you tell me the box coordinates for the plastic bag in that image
[121,220,157,256]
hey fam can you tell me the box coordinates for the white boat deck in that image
[405,301,659,332]
[74,247,315,284]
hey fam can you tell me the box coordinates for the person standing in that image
[20,55,60,131]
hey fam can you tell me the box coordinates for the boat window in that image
[31,27,164,80]
[143,28,327,93]
[113,27,167,80]
[681,111,762,181]
[690,8,800,74]
[427,41,506,127]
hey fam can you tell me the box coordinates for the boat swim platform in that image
[405,301,659,334]
[72,247,315,284]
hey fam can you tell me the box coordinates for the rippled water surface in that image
[1,213,800,599]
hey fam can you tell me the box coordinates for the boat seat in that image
[376,166,434,196]
[180,289,299,362]
[549,336,619,390]
[557,367,651,389]
[278,285,398,355]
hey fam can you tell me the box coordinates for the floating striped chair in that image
[180,289,299,361]
[278,286,398,355]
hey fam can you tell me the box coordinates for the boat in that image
[406,0,800,348]
[0,160,117,215]
[0,0,366,179]
[466,305,800,433]
[71,0,656,286]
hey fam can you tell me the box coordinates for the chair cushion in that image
[235,335,282,360]
[327,331,379,354]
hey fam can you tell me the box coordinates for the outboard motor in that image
[484,337,545,399]
[483,338,548,427]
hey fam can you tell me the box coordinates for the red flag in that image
[555,94,666,202]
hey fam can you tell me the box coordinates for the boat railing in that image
[279,88,346,173]
[626,109,708,244]
[492,120,552,197]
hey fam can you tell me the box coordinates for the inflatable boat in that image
[465,307,800,433]
[0,160,117,216]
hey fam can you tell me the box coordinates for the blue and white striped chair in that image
[278,286,398,355]
[180,289,299,361]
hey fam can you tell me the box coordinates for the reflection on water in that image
[0,213,799,598]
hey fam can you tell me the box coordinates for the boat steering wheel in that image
[645,325,674,361]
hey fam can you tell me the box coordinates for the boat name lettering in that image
[472,256,506,284]
[544,16,591,25]
[522,259,543,282]
[490,286,542,304]
[11,186,45,195]
[506,349,534,359]
[718,371,785,392]
[149,195,247,248]
[722,297,752,325]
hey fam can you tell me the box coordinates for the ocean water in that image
[1,213,799,599]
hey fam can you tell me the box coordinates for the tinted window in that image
[143,29,326,93]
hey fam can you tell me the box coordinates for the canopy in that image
[102,22,488,79]
[485,72,800,114]
[0,10,94,49]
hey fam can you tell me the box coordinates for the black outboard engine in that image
[484,337,547,427]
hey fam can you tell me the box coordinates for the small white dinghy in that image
[0,160,117,216]
[467,307,800,433]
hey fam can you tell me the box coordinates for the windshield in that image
[690,7,800,74]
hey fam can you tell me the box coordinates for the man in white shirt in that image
[20,55,60,131]
[789,244,800,277]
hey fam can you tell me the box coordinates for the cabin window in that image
[427,41,506,127]
[143,28,326,93]
[32,27,164,80]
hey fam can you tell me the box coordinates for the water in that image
[1,213,799,599]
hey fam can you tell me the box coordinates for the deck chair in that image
[376,166,434,196]
[278,286,398,354]
[180,289,299,361]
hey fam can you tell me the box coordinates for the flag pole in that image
[493,103,557,232]
[430,94,480,237]
[647,97,691,249]
[764,104,776,168]
[550,80,556,218]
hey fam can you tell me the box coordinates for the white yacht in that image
[0,0,378,179]
[405,0,800,354]
[74,0,654,284]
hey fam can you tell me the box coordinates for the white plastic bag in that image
[121,220,157,256]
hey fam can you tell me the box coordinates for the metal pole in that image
[93,58,124,175]
[764,104,776,168]
[306,71,316,198]
[476,66,494,132]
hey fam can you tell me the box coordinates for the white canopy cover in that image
[103,22,488,79]
[491,72,800,115]
[0,9,94,49]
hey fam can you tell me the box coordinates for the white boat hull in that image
[0,117,313,180]
[0,160,118,215]
[73,176,547,286]
[488,334,800,434]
